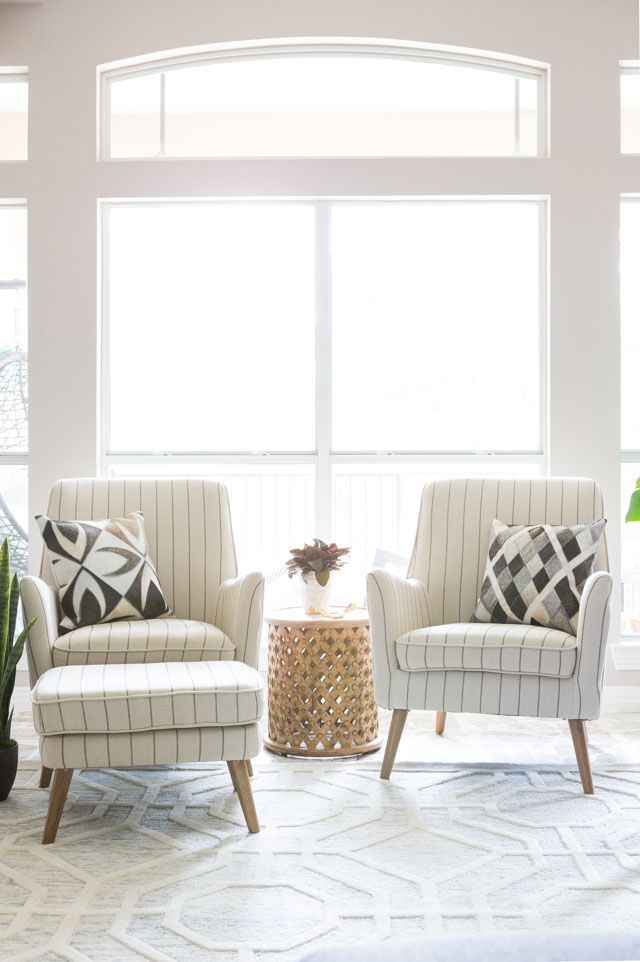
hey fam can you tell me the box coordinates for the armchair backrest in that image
[407,477,608,627]
[39,478,238,622]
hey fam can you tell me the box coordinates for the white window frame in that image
[99,39,548,161]
[101,196,547,540]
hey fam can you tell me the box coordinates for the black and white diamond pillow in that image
[471,518,607,636]
[37,511,169,632]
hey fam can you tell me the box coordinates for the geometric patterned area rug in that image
[3,760,640,962]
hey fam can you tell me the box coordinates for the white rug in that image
[3,759,640,962]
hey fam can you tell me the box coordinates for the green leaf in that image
[0,618,36,742]
[0,539,9,678]
[1,706,13,749]
[3,574,19,674]
[626,488,640,522]
[315,569,330,587]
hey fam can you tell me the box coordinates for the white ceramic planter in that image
[299,572,333,614]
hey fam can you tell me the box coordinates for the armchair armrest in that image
[573,570,613,718]
[20,576,59,687]
[215,572,264,669]
[366,570,431,702]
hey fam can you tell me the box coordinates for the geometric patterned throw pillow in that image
[36,511,169,633]
[470,518,607,636]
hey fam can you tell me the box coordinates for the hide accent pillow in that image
[36,511,169,632]
[471,518,607,636]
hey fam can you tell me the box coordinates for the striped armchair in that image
[21,479,265,798]
[22,478,264,683]
[367,478,613,793]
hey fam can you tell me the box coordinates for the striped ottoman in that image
[31,659,264,843]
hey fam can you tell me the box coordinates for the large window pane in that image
[0,78,27,160]
[110,73,161,158]
[0,207,27,454]
[107,204,315,452]
[621,69,640,154]
[331,202,542,452]
[105,50,544,159]
[0,207,28,576]
[622,201,640,449]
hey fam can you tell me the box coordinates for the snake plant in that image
[0,538,35,751]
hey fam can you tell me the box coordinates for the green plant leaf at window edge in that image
[625,486,640,522]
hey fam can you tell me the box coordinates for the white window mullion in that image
[315,200,332,541]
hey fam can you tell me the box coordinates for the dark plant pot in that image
[0,741,18,801]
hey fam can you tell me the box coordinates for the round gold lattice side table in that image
[264,607,381,757]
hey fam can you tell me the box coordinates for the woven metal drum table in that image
[264,607,381,757]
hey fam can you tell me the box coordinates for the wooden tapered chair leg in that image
[39,766,53,788]
[42,768,74,844]
[568,720,594,794]
[435,711,447,735]
[246,759,254,777]
[381,709,409,780]
[227,760,260,833]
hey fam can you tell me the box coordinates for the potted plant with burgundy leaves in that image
[0,537,35,801]
[287,539,350,614]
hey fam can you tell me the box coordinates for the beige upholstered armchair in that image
[21,478,264,684]
[21,478,266,841]
[367,478,612,793]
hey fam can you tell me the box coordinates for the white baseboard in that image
[601,685,640,712]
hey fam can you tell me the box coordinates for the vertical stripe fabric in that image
[368,478,613,721]
[39,723,262,769]
[408,478,607,627]
[40,479,238,623]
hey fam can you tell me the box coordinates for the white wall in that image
[0,0,638,688]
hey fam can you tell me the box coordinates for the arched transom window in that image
[101,41,547,159]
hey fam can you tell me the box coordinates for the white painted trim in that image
[314,200,332,540]
[601,685,640,713]
[99,38,549,80]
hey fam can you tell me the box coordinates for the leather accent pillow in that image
[36,511,169,632]
[471,518,607,636]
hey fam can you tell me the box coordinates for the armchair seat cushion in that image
[51,618,235,666]
[396,623,577,678]
[32,660,264,735]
